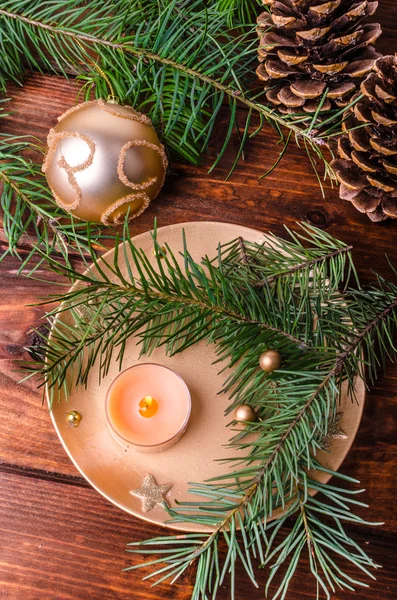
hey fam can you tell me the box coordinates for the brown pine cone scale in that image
[257,0,382,114]
[332,56,397,221]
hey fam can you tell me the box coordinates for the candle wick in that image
[144,395,153,408]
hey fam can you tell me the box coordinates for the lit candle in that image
[105,363,191,452]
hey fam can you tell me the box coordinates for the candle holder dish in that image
[48,222,365,532]
[105,363,191,453]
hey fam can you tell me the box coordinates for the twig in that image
[254,244,353,288]
[238,236,249,264]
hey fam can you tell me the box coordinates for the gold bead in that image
[67,410,82,427]
[259,350,282,373]
[152,245,167,258]
[234,404,257,423]
[43,99,167,225]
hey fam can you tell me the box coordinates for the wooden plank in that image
[0,254,77,476]
[1,471,396,600]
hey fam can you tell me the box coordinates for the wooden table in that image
[1,4,397,599]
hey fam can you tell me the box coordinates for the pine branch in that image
[136,323,372,569]
[213,0,262,27]
[29,221,361,406]
[262,473,381,599]
[0,4,294,127]
[172,283,397,497]
[0,0,345,174]
[122,244,396,598]
[25,221,397,599]
[337,298,397,374]
[206,224,357,320]
[254,244,353,288]
[32,223,336,404]
[347,272,397,382]
[127,469,381,600]
[0,130,113,272]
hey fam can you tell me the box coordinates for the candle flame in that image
[139,395,158,418]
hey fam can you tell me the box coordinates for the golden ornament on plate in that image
[130,474,172,513]
[152,245,167,258]
[259,349,282,373]
[67,410,82,428]
[42,99,167,225]
[234,404,257,423]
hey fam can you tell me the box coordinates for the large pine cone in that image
[332,55,397,221]
[256,1,382,114]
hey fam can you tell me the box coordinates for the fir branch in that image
[127,470,381,600]
[211,222,357,297]
[337,297,397,373]
[255,244,353,288]
[127,281,396,596]
[0,125,112,271]
[347,272,397,382]
[213,0,262,27]
[25,221,397,599]
[135,325,372,577]
[262,473,381,600]
[32,223,332,404]
[122,237,395,598]
[0,0,345,174]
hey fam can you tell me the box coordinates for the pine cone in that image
[256,1,382,115]
[332,55,397,222]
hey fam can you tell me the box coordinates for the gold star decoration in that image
[130,474,172,512]
[321,412,348,449]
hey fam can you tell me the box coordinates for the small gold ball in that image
[67,410,82,427]
[234,404,257,423]
[259,350,282,373]
[152,245,167,258]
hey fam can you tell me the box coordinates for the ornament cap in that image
[106,95,120,104]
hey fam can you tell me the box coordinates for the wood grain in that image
[1,2,397,598]
[1,471,396,600]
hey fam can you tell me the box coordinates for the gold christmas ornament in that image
[259,349,282,373]
[42,99,168,225]
[130,474,172,512]
[67,410,82,428]
[234,404,257,423]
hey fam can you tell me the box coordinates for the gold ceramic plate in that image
[49,222,365,532]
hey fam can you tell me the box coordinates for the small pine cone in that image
[332,55,397,222]
[256,1,382,115]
